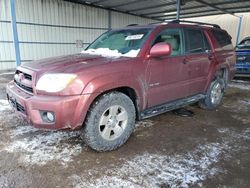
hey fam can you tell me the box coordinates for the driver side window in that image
[152,28,183,56]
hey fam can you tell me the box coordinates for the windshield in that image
[236,39,250,50]
[83,28,152,57]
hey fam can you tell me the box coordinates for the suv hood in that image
[22,53,130,73]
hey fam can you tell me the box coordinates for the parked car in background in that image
[235,37,250,76]
[6,20,236,151]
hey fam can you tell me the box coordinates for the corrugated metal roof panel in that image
[118,1,173,11]
[217,2,250,9]
[70,0,250,20]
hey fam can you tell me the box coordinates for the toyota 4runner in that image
[6,20,236,151]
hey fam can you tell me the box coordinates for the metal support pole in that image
[176,0,181,20]
[10,0,21,66]
[236,15,243,46]
[108,10,112,30]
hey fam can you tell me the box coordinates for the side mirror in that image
[149,42,172,58]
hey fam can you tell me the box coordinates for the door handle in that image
[208,54,215,61]
[183,58,187,64]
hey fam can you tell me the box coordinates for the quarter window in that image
[212,30,232,47]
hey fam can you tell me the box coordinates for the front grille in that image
[236,68,250,73]
[14,70,33,93]
[9,97,26,114]
[14,79,33,93]
[16,70,32,81]
[237,54,250,63]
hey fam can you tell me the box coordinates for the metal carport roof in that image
[66,0,250,21]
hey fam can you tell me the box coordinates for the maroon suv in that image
[6,20,236,151]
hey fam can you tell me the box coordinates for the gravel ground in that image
[0,74,249,188]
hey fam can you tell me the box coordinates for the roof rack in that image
[170,20,221,28]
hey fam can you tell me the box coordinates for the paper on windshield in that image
[125,34,144,40]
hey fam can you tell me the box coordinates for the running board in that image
[140,94,205,119]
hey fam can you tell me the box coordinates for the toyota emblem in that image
[14,73,24,83]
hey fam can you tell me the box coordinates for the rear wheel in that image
[82,91,136,151]
[199,78,225,110]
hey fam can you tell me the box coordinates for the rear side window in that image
[184,29,209,54]
[212,30,232,48]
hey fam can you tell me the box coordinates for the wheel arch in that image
[89,86,140,121]
[214,67,229,88]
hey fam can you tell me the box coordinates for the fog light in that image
[40,111,55,123]
[47,112,55,122]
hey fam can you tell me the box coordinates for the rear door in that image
[146,28,190,107]
[183,28,213,95]
[211,29,235,79]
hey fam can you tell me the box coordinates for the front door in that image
[146,28,189,107]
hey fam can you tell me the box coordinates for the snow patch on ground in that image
[135,120,154,131]
[240,99,250,106]
[231,79,249,84]
[4,128,83,166]
[223,98,250,113]
[231,114,250,124]
[0,99,11,111]
[69,128,249,188]
[8,125,39,138]
[217,128,230,133]
[228,81,250,90]
[223,98,250,124]
[0,72,15,76]
[70,143,226,188]
[241,128,250,140]
[82,48,139,58]
[0,176,9,188]
[0,103,84,166]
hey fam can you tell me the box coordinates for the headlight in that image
[36,73,77,92]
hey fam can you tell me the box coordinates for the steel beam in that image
[128,2,176,12]
[10,0,21,66]
[141,0,248,16]
[169,5,250,18]
[163,10,250,21]
[153,9,217,19]
[91,0,109,4]
[236,16,243,45]
[109,0,144,9]
[176,0,181,20]
[142,5,205,16]
[66,0,161,21]
[161,7,250,20]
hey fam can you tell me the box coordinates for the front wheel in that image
[82,92,136,152]
[199,78,225,110]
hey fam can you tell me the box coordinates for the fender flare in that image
[81,72,147,111]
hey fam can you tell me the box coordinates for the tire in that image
[82,91,136,152]
[199,78,225,110]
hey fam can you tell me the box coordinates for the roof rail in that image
[170,19,221,28]
[127,24,139,27]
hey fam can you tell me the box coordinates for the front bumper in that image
[6,81,91,130]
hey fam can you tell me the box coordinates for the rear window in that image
[212,30,232,48]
